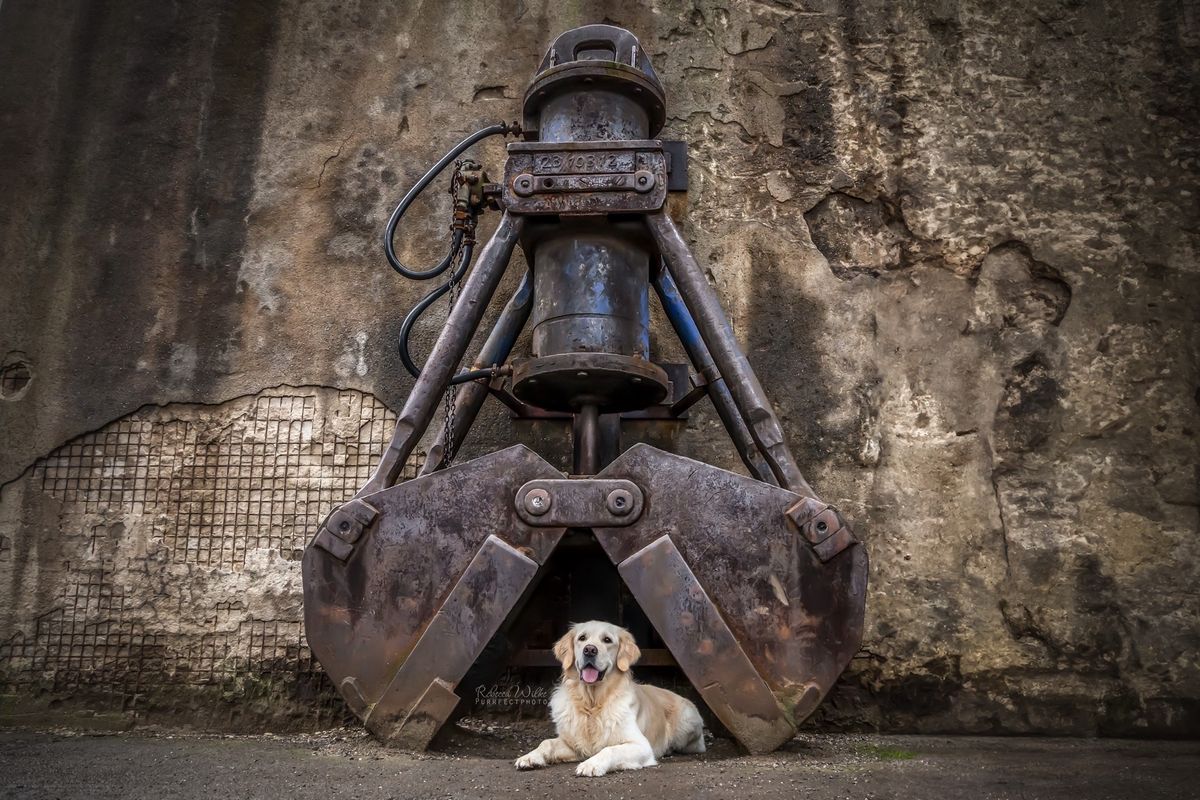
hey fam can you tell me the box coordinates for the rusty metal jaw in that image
[591,444,867,752]
[304,446,567,748]
[305,441,866,753]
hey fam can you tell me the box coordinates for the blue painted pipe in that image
[653,268,776,485]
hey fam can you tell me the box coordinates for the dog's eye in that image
[602,636,613,644]
[578,634,586,641]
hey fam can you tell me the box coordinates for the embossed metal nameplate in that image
[503,140,667,215]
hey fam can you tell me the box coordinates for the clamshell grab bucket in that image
[302,24,867,753]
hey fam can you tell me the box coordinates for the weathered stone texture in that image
[0,1,1196,735]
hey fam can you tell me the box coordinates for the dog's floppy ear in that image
[616,629,641,672]
[553,628,575,672]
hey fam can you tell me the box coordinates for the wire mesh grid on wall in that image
[32,391,404,568]
[0,388,420,728]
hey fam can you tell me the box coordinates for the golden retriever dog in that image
[514,620,705,777]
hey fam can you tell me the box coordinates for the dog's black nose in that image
[582,644,598,657]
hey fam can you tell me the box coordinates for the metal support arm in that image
[359,212,525,496]
[654,268,777,486]
[646,212,815,498]
[420,271,534,475]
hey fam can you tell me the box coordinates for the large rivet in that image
[606,488,634,516]
[525,488,551,516]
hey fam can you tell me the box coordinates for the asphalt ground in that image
[2,723,1197,800]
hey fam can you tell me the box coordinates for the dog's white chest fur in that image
[550,685,637,758]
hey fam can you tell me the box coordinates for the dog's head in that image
[553,621,641,686]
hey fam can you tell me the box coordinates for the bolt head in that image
[513,174,535,196]
[524,488,551,516]
[631,169,656,193]
[606,488,634,516]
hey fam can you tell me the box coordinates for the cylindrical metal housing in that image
[537,91,649,143]
[512,24,669,413]
[531,228,650,359]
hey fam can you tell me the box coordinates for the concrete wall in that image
[0,0,1196,735]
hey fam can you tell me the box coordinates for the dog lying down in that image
[515,620,706,777]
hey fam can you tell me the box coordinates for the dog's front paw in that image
[515,751,546,770]
[575,757,609,777]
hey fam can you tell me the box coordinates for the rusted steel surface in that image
[364,535,539,748]
[592,444,868,730]
[514,478,644,527]
[522,25,665,139]
[786,496,858,562]
[302,446,566,727]
[619,535,798,753]
[511,351,670,413]
[499,361,692,422]
[527,222,652,361]
[504,141,667,215]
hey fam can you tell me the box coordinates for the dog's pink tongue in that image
[580,666,600,684]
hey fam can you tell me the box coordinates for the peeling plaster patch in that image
[766,171,795,203]
[725,23,775,55]
[238,245,290,313]
[334,332,369,379]
[168,343,198,387]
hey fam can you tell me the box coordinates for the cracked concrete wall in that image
[0,0,1196,735]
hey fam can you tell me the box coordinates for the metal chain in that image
[440,160,472,466]
[441,262,460,465]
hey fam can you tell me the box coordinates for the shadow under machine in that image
[302,25,867,753]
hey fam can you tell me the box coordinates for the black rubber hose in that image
[396,236,509,386]
[383,122,512,280]
[397,238,475,378]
